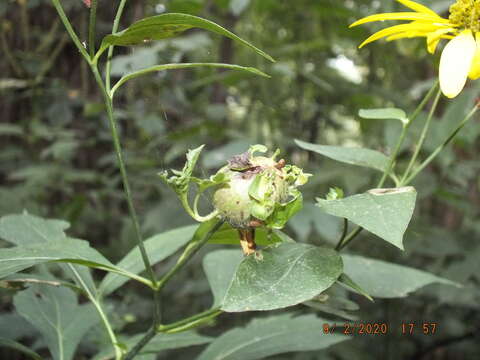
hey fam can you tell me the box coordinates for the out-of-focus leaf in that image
[317,187,417,250]
[342,254,460,298]
[207,222,282,246]
[99,225,197,295]
[99,13,274,62]
[358,108,407,123]
[93,331,212,360]
[222,242,343,312]
[295,139,389,172]
[197,313,348,360]
[229,0,250,15]
[0,338,42,360]
[14,285,99,360]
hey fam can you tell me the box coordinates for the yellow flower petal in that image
[350,12,450,28]
[396,0,439,17]
[439,30,476,98]
[468,33,480,80]
[426,28,454,54]
[358,22,446,48]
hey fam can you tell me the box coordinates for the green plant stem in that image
[403,104,478,185]
[105,0,128,91]
[158,308,223,333]
[401,88,442,185]
[88,0,98,57]
[157,220,224,290]
[69,266,123,360]
[90,66,157,288]
[336,80,439,251]
[50,0,91,62]
[123,326,156,360]
[334,218,348,251]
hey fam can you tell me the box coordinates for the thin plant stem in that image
[334,218,348,251]
[337,80,439,251]
[158,308,223,333]
[90,66,157,287]
[105,0,128,91]
[123,326,156,360]
[157,220,225,290]
[403,104,478,185]
[51,0,91,62]
[88,0,98,57]
[69,266,123,360]
[401,88,442,185]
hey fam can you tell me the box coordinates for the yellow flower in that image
[350,0,480,98]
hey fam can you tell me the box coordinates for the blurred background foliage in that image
[1,0,479,359]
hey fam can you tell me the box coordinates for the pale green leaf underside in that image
[317,187,417,250]
[197,313,348,360]
[359,107,407,122]
[222,242,343,312]
[111,63,269,96]
[14,285,99,360]
[295,139,389,172]
[99,225,198,295]
[342,254,460,298]
[99,13,274,62]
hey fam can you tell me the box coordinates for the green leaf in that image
[266,192,303,229]
[207,222,282,246]
[111,63,269,96]
[342,254,460,298]
[222,242,343,312]
[336,273,373,302]
[14,285,99,360]
[0,238,150,286]
[99,13,274,62]
[99,225,197,295]
[197,313,348,360]
[93,331,212,360]
[358,108,407,123]
[295,139,389,172]
[0,213,97,294]
[159,145,205,195]
[0,338,42,360]
[203,249,243,307]
[317,187,417,250]
[0,213,69,246]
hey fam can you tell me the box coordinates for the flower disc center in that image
[449,0,480,32]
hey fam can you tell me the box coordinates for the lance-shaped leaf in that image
[197,313,348,360]
[317,187,417,250]
[295,139,389,172]
[14,285,99,360]
[342,254,460,298]
[98,13,274,62]
[358,107,408,124]
[110,63,269,96]
[222,242,343,312]
[0,238,150,286]
[99,225,197,296]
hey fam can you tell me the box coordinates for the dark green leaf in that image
[197,313,348,360]
[295,139,389,172]
[222,242,343,312]
[207,222,281,246]
[0,338,42,360]
[317,187,417,250]
[14,285,99,360]
[342,254,460,298]
[99,225,197,295]
[99,13,274,62]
